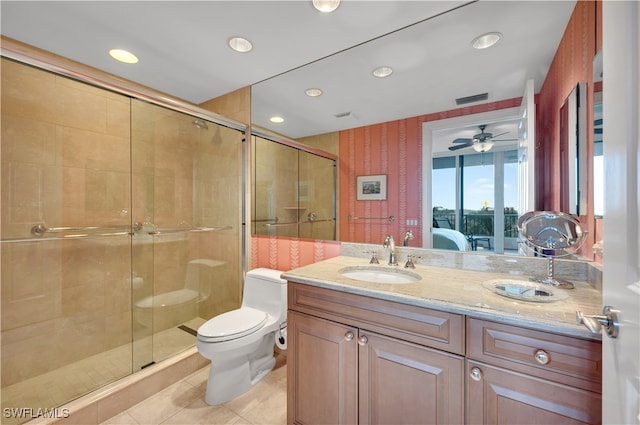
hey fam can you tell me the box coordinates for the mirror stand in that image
[529,256,575,289]
[517,211,587,290]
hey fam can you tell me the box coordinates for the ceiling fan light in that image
[471,32,502,50]
[312,0,340,13]
[473,141,494,152]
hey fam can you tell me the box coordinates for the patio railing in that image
[434,212,519,238]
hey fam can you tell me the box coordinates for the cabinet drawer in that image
[467,318,602,392]
[288,282,465,355]
[466,360,602,424]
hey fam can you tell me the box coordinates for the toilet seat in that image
[198,307,267,342]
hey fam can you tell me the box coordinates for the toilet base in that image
[203,334,277,405]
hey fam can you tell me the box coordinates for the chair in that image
[469,236,491,251]
[433,217,455,229]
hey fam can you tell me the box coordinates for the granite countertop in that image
[282,255,603,341]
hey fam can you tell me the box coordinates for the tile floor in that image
[1,318,207,425]
[99,355,287,425]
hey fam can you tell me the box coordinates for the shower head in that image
[192,119,208,130]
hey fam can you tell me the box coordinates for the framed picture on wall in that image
[356,174,387,200]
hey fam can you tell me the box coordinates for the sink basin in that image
[339,266,421,284]
[483,279,568,303]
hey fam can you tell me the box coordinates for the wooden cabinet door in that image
[466,360,602,425]
[287,311,358,425]
[359,331,464,425]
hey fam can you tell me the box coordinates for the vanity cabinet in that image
[466,318,602,424]
[287,282,465,425]
[286,282,602,424]
[287,311,358,424]
[359,330,464,424]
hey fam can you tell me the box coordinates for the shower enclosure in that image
[1,57,244,423]
[252,134,336,240]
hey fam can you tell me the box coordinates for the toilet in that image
[196,268,287,405]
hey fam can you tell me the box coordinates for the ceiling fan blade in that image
[452,138,473,144]
[448,142,473,151]
[492,138,519,142]
[490,131,509,138]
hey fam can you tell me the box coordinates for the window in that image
[432,150,519,253]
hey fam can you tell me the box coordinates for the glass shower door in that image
[1,58,134,423]
[253,136,299,237]
[130,100,244,367]
[297,150,336,240]
[252,135,336,239]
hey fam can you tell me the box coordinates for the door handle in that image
[576,305,620,338]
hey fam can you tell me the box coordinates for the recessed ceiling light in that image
[372,66,393,78]
[270,116,284,123]
[228,37,253,53]
[312,0,340,13]
[109,49,138,64]
[471,32,502,50]
[305,88,323,97]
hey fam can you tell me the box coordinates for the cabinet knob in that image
[470,367,482,381]
[357,335,368,346]
[344,331,355,341]
[534,349,550,365]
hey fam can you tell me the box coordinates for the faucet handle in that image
[369,251,380,264]
[363,250,379,264]
[404,255,419,269]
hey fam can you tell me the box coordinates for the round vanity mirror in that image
[517,211,586,289]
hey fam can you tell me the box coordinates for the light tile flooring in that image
[99,354,287,425]
[1,318,206,425]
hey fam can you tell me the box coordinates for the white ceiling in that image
[1,0,576,153]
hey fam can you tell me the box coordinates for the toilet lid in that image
[197,307,267,342]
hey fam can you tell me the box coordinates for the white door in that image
[601,2,640,424]
[517,79,536,215]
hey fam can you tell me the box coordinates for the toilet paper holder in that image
[277,322,287,345]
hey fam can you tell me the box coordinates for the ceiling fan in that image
[448,124,518,152]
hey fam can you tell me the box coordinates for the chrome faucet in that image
[403,230,414,246]
[383,235,398,266]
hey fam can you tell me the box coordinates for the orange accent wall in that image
[250,235,341,271]
[338,98,522,244]
[536,0,600,259]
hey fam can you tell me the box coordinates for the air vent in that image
[334,111,351,118]
[455,93,489,105]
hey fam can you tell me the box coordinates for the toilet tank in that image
[242,268,287,321]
